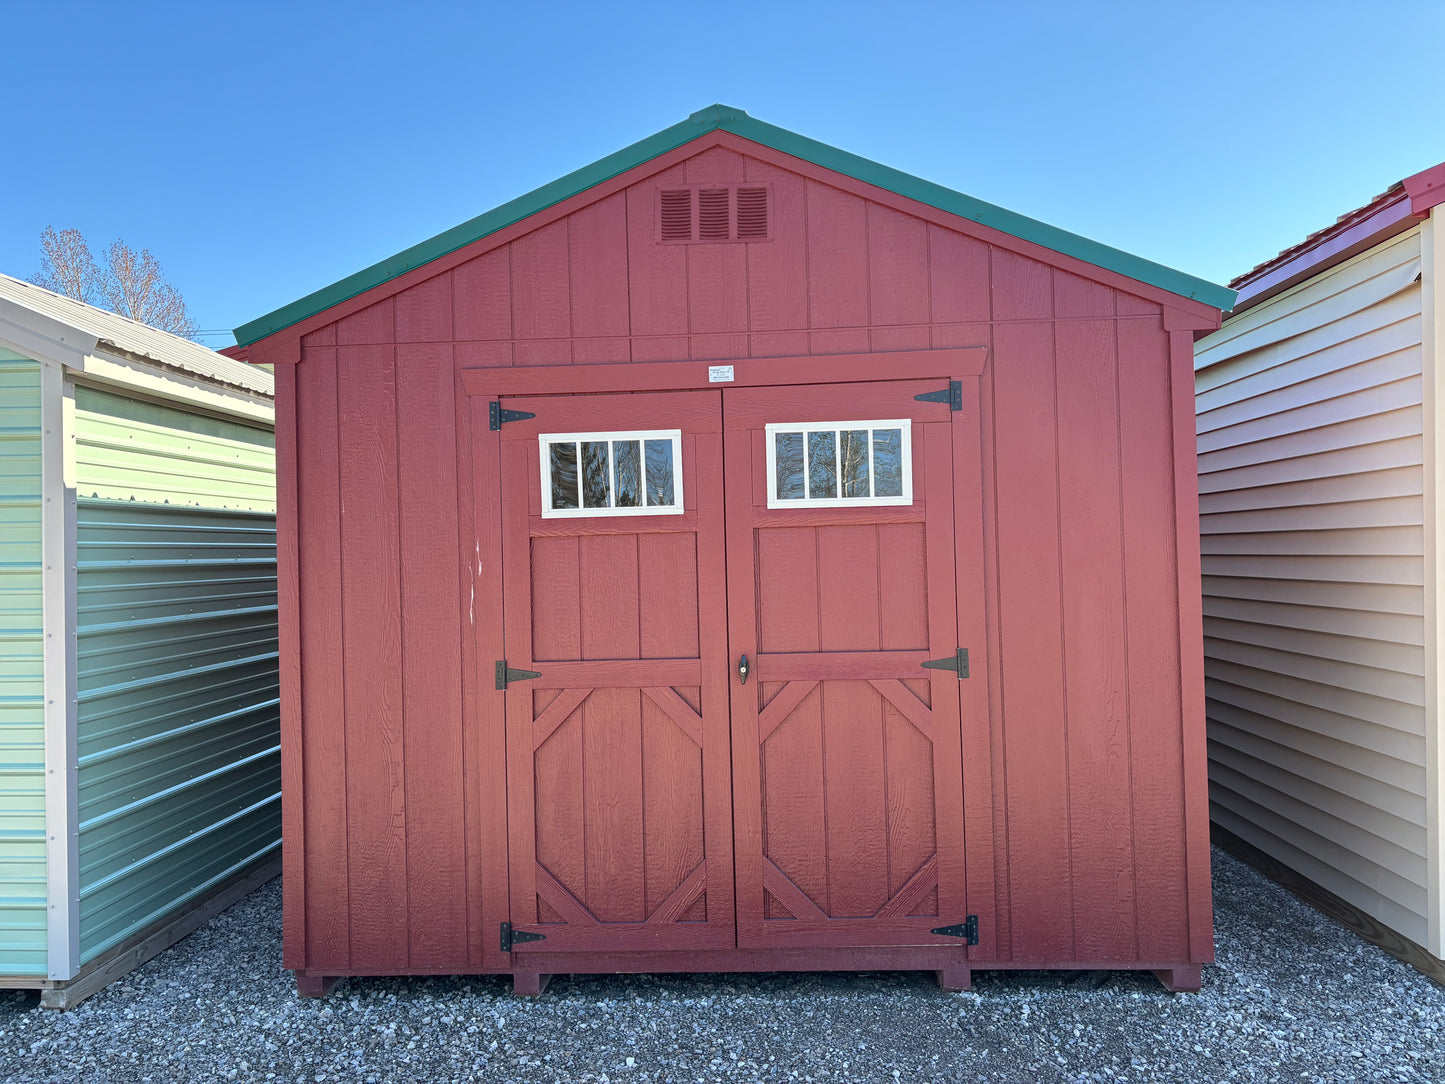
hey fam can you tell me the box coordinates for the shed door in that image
[723,381,967,948]
[497,390,736,954]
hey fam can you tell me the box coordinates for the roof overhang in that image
[0,295,274,426]
[235,104,1235,348]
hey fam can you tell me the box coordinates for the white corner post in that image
[40,363,79,981]
[1423,209,1445,963]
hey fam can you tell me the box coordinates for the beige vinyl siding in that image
[1196,228,1429,946]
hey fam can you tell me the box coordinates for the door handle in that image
[738,654,750,685]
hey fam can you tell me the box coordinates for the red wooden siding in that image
[280,140,1213,978]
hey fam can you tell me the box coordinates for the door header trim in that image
[461,347,988,399]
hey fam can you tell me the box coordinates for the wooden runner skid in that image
[0,855,280,1009]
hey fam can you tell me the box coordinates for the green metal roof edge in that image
[235,104,1235,346]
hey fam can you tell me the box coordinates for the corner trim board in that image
[1422,210,1445,960]
[40,367,79,981]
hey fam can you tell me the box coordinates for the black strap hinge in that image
[489,401,536,430]
[931,915,979,944]
[500,922,546,952]
[495,660,542,690]
[921,647,969,679]
[914,380,962,411]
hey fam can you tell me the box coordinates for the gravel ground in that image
[0,847,1440,1084]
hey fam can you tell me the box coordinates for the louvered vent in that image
[660,189,693,241]
[698,188,731,240]
[658,184,770,242]
[736,186,768,239]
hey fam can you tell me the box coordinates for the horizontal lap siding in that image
[1195,230,1429,944]
[296,146,1199,968]
[0,353,46,975]
[72,393,278,964]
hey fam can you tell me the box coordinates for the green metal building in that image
[0,272,277,1007]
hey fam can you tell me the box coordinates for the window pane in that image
[840,429,870,498]
[645,439,675,506]
[613,440,641,507]
[549,442,579,509]
[774,432,805,500]
[581,441,610,508]
[873,429,903,497]
[807,431,837,499]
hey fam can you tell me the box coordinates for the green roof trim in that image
[235,104,1235,346]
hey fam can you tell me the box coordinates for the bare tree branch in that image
[30,226,100,304]
[29,228,198,339]
[99,239,197,338]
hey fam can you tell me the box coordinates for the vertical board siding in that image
[72,392,278,964]
[1195,229,1429,944]
[0,354,46,975]
[290,146,1203,968]
[293,339,475,970]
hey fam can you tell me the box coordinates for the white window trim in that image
[539,429,685,518]
[765,419,913,509]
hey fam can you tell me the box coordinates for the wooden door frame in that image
[464,346,995,971]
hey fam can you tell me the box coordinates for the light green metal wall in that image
[0,352,46,976]
[74,386,275,513]
[73,388,278,963]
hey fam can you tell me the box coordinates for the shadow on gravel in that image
[0,847,1438,1084]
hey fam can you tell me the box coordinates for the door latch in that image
[738,654,751,685]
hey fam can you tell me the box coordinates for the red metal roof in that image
[1229,161,1445,314]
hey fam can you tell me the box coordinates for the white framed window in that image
[765,420,912,508]
[539,429,684,518]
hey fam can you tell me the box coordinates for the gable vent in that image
[658,184,771,243]
[699,188,731,240]
[660,189,693,241]
[736,186,768,239]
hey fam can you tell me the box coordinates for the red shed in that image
[235,106,1235,995]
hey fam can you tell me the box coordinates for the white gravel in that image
[0,847,1440,1083]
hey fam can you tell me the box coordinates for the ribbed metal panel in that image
[73,383,278,963]
[74,386,275,513]
[0,352,47,975]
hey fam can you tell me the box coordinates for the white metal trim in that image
[764,419,914,509]
[538,429,685,519]
[40,368,79,981]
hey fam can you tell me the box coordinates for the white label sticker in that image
[707,365,735,383]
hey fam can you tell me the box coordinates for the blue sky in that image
[4,1,1443,346]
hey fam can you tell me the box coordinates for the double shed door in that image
[497,381,966,956]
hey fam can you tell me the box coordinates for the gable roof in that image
[236,106,1234,347]
[0,271,273,398]
[236,104,1231,345]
